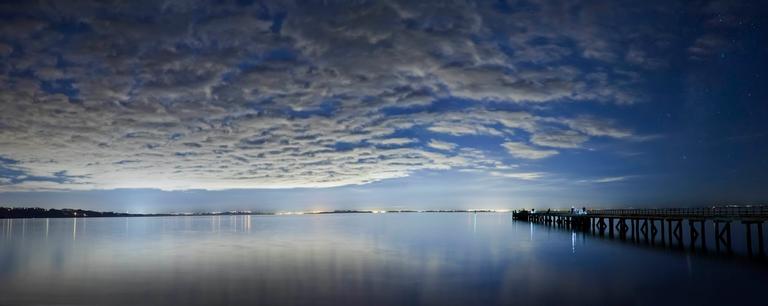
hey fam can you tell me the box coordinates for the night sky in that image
[0,0,766,213]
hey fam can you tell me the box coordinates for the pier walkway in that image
[513,206,768,256]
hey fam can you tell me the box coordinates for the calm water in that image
[1,213,766,306]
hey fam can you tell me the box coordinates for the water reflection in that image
[0,214,767,306]
[571,231,576,254]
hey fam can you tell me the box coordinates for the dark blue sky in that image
[0,0,766,212]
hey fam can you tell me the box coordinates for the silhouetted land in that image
[0,207,499,219]
[0,207,281,218]
[1,207,138,218]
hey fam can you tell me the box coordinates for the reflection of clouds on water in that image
[0,215,503,304]
[0,214,767,305]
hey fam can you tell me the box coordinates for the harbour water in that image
[1,213,766,306]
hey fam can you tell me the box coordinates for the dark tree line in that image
[0,207,134,219]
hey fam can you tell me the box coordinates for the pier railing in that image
[586,206,768,220]
[520,206,768,256]
[527,206,768,220]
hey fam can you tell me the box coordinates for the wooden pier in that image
[513,206,768,256]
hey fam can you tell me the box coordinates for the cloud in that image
[427,122,504,136]
[581,176,634,184]
[0,0,654,191]
[427,140,458,152]
[501,142,559,160]
[688,35,726,60]
[0,43,12,56]
[687,1,760,62]
[625,48,666,70]
[530,130,589,149]
[489,171,546,180]
[556,117,633,138]
[368,138,418,146]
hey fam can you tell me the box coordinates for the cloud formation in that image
[501,142,559,160]
[427,140,458,152]
[0,0,660,191]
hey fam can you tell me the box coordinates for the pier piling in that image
[515,206,767,256]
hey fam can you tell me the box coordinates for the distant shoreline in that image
[0,207,507,219]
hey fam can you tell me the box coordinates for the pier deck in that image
[514,206,767,256]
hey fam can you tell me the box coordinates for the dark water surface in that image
[1,213,766,306]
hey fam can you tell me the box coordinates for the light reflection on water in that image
[0,213,766,306]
